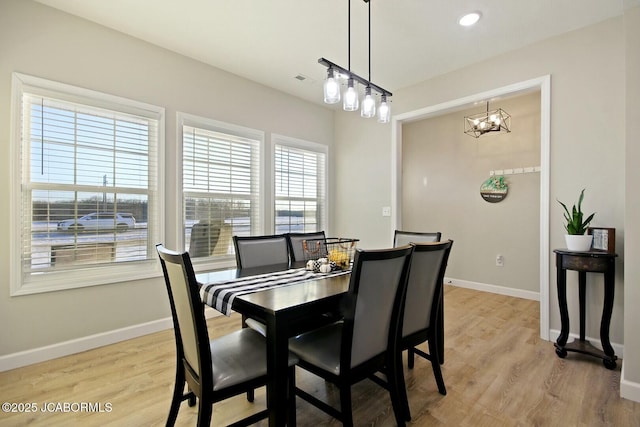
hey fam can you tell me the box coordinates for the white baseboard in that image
[445,277,540,301]
[621,362,640,402]
[0,308,222,373]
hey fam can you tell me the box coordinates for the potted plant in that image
[557,188,595,251]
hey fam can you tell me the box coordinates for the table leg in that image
[600,266,616,358]
[555,255,570,349]
[266,316,291,427]
[578,271,586,342]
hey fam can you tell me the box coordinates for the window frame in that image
[271,134,328,235]
[10,73,165,296]
[177,112,265,271]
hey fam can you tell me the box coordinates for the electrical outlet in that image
[496,254,504,267]
[382,206,391,217]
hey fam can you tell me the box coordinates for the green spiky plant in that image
[557,189,595,235]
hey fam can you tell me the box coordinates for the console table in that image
[553,249,618,369]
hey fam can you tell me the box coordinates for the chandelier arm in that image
[318,57,392,97]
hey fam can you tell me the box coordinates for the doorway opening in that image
[391,75,551,340]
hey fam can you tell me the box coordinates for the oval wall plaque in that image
[480,176,508,203]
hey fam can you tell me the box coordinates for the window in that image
[273,135,327,234]
[180,114,262,263]
[10,73,164,295]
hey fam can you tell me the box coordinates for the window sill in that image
[11,260,162,296]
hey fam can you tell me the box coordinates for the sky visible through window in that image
[29,103,150,203]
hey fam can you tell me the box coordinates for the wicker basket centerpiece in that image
[302,237,359,272]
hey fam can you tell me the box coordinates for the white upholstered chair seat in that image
[244,318,268,337]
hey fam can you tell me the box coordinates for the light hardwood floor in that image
[1,285,639,426]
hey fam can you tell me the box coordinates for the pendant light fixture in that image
[361,86,376,118]
[377,94,390,123]
[323,68,341,104]
[319,0,392,123]
[344,78,359,111]
[464,101,511,138]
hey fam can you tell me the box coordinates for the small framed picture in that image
[588,227,616,253]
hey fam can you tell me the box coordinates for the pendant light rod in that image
[348,0,351,71]
[318,57,392,97]
[367,0,371,82]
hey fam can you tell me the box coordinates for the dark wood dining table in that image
[196,263,351,426]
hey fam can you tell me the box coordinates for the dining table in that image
[196,262,351,427]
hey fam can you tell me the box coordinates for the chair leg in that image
[437,296,445,365]
[407,347,415,369]
[196,398,213,427]
[390,350,410,424]
[428,338,447,395]
[240,314,256,403]
[339,385,354,427]
[187,391,196,407]
[166,370,184,427]
[288,366,297,427]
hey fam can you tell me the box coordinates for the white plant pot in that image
[565,234,593,252]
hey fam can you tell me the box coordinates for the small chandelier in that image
[464,102,511,138]
[319,0,392,123]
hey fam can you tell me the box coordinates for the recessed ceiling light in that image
[459,11,481,27]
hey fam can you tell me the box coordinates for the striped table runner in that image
[200,267,350,316]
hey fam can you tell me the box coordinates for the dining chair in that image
[285,231,327,263]
[188,220,223,258]
[156,244,297,427]
[288,245,414,427]
[286,230,343,326]
[393,229,445,366]
[232,234,291,337]
[393,229,442,246]
[233,234,290,269]
[394,240,453,421]
[211,224,232,256]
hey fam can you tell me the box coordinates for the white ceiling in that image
[35,0,624,105]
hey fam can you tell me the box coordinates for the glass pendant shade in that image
[343,78,359,111]
[323,69,341,104]
[377,95,390,123]
[361,87,376,118]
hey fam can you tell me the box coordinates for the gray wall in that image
[0,0,333,356]
[402,93,540,293]
[623,3,640,390]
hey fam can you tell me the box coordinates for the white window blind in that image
[182,123,261,259]
[274,139,326,234]
[11,73,163,294]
